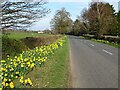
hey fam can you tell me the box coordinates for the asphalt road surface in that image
[69,35,118,88]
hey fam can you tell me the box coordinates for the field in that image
[6,31,48,40]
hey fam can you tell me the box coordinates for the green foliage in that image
[72,19,87,36]
[116,11,120,36]
[50,8,73,34]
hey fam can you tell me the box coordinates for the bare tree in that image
[0,0,50,30]
[82,2,116,37]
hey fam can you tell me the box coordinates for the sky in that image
[29,0,119,31]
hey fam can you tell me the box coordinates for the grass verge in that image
[80,36,120,48]
[19,36,70,88]
[91,39,120,48]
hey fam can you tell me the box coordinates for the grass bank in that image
[91,39,120,48]
[80,36,120,48]
[23,36,70,88]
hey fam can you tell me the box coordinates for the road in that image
[69,35,118,88]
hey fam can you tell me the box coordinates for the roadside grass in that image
[91,39,120,48]
[15,36,70,88]
[80,36,120,48]
[0,38,1,50]
[0,65,2,88]
[7,31,48,40]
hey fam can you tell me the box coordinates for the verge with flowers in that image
[1,36,66,89]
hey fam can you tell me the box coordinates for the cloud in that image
[48,0,91,2]
[48,0,119,3]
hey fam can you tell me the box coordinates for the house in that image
[38,31,43,34]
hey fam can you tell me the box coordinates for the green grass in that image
[7,31,48,40]
[18,36,70,88]
[91,39,120,48]
[80,36,120,48]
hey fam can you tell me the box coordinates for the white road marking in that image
[102,49,113,55]
[90,44,95,47]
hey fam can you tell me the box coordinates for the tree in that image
[72,19,87,36]
[50,8,73,34]
[106,5,118,36]
[0,0,49,30]
[72,19,81,35]
[81,2,116,37]
[116,11,120,36]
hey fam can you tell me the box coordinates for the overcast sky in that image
[29,0,119,31]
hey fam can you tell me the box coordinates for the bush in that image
[117,38,120,43]
[2,35,27,59]
[22,35,62,49]
[105,37,120,44]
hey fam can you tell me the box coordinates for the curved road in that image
[69,35,118,88]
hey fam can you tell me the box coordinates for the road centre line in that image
[102,49,113,55]
[90,44,95,47]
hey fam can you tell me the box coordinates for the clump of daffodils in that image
[1,36,66,89]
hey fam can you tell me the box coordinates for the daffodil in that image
[20,76,24,79]
[2,82,5,86]
[11,74,13,78]
[16,72,19,74]
[9,79,11,81]
[9,82,14,88]
[21,64,24,67]
[24,79,28,84]
[27,78,32,86]
[19,79,24,83]
[4,74,7,77]
[16,76,18,78]
[5,83,9,87]
[3,78,7,82]
[1,60,6,63]
[30,63,35,68]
